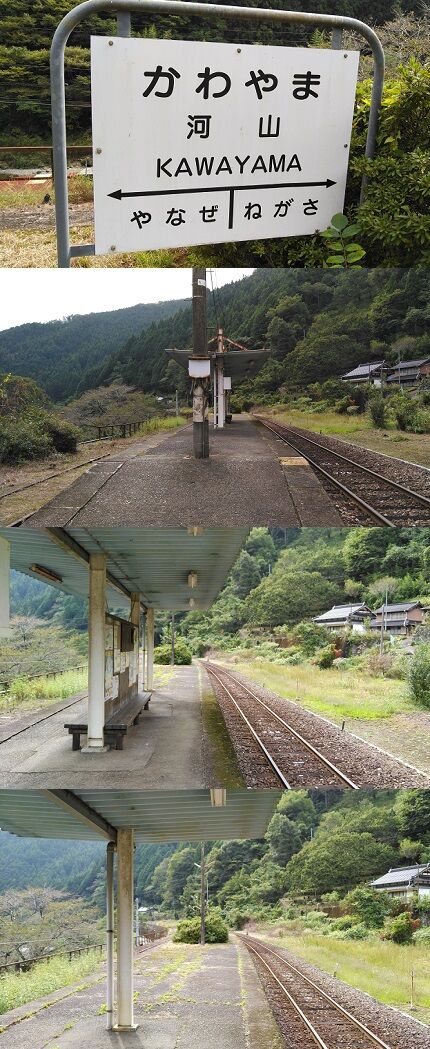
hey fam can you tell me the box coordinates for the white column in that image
[106,842,115,1031]
[115,829,137,1031]
[146,608,154,691]
[0,537,11,638]
[130,592,140,692]
[84,552,107,751]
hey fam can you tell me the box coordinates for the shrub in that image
[413,927,430,945]
[173,913,228,944]
[45,416,79,452]
[154,640,192,665]
[383,911,415,944]
[368,392,386,429]
[315,645,336,669]
[408,645,430,708]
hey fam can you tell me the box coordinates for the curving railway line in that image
[256,416,430,526]
[202,661,359,790]
[240,936,394,1049]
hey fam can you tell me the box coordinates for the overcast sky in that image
[0,269,254,332]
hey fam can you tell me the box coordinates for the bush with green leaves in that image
[320,214,366,268]
[343,886,391,929]
[315,644,337,669]
[408,644,430,709]
[413,927,430,945]
[173,912,228,944]
[383,910,416,944]
[154,639,192,665]
[368,391,387,429]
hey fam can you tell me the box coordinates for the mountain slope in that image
[0,298,189,400]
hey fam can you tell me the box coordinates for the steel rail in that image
[203,661,359,790]
[257,418,430,525]
[241,936,392,1049]
[0,423,193,519]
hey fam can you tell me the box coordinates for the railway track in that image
[241,936,393,1049]
[256,417,430,526]
[203,661,359,790]
[0,424,192,526]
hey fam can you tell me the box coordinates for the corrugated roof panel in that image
[1,528,248,611]
[0,790,281,844]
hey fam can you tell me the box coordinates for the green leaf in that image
[331,213,349,232]
[342,224,361,238]
[346,248,366,262]
[345,243,366,256]
[326,256,345,266]
[320,229,341,239]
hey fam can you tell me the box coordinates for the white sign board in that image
[91,38,359,256]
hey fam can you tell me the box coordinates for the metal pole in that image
[175,390,179,418]
[84,553,107,751]
[50,1,385,265]
[200,843,206,946]
[171,614,175,665]
[106,842,115,1031]
[192,268,209,459]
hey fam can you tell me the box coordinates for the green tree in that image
[231,550,261,599]
[286,832,396,895]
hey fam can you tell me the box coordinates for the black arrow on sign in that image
[108,178,337,201]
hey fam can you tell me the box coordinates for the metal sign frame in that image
[50,0,385,268]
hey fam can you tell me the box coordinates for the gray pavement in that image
[0,940,282,1049]
[26,416,341,527]
[0,666,242,788]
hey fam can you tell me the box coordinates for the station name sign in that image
[91,38,359,256]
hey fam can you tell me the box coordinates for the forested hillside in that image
[56,269,430,401]
[1,1,418,146]
[2,270,429,404]
[0,297,189,400]
[1,791,429,928]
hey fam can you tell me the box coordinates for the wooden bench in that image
[65,692,151,751]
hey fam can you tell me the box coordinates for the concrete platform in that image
[0,666,243,788]
[0,940,283,1049]
[25,416,341,527]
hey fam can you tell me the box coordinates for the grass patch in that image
[0,949,102,1015]
[258,927,430,1017]
[229,660,410,722]
[0,176,92,209]
[1,668,87,714]
[137,415,188,436]
[267,405,372,437]
[261,406,430,469]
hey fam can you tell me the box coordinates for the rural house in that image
[370,865,430,900]
[313,604,375,632]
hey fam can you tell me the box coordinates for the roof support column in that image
[145,608,154,692]
[83,552,107,752]
[0,537,11,638]
[130,593,141,691]
[216,361,225,429]
[106,841,115,1030]
[114,828,137,1031]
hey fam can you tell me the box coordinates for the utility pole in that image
[380,586,388,656]
[200,842,206,945]
[175,389,179,418]
[191,268,209,459]
[171,613,175,666]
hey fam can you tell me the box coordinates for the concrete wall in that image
[104,615,139,719]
